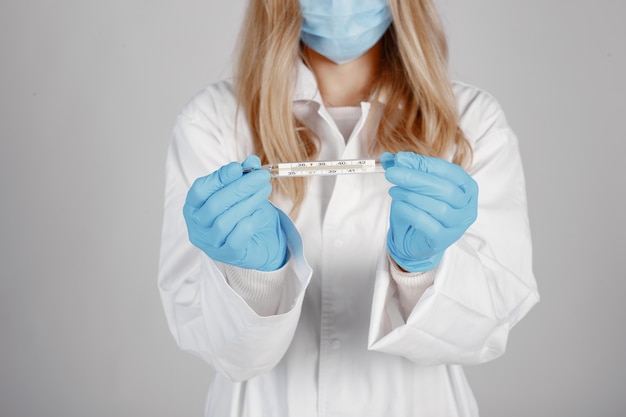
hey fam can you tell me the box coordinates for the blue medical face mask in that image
[299,0,392,65]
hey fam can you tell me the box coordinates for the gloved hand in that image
[183,155,288,271]
[382,151,478,272]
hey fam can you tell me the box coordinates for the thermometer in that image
[243,158,386,177]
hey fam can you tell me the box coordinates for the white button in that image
[331,339,342,350]
[334,240,344,248]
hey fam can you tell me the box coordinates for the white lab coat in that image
[158,61,539,417]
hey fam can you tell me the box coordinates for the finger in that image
[385,167,470,208]
[389,186,475,228]
[228,207,286,270]
[379,152,396,170]
[395,152,469,186]
[394,152,479,196]
[224,210,274,267]
[185,162,243,208]
[391,201,442,243]
[226,203,273,247]
[198,183,272,247]
[221,211,270,268]
[391,201,461,254]
[242,154,262,169]
[198,170,271,224]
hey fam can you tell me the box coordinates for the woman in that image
[158,0,539,415]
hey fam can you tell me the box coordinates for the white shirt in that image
[325,106,361,142]
[158,62,540,417]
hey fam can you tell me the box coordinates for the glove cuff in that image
[388,251,443,273]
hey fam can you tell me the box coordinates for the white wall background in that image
[1,1,624,416]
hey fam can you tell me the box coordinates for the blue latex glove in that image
[183,155,288,271]
[382,152,479,272]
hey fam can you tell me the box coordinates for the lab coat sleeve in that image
[368,92,539,365]
[158,87,312,381]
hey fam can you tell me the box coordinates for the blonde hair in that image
[235,0,471,217]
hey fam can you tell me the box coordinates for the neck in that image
[304,42,382,107]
